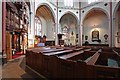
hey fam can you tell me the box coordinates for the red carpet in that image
[16,52,23,55]
[12,52,23,59]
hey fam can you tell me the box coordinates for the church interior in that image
[1,0,120,79]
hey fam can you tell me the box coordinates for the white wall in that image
[0,1,1,43]
[83,11,109,44]
[46,20,55,40]
[40,17,47,37]
[80,2,111,45]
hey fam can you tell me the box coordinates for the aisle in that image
[2,55,34,80]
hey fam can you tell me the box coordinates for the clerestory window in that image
[88,0,98,4]
[64,0,73,7]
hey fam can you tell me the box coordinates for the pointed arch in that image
[59,11,79,25]
[36,3,55,23]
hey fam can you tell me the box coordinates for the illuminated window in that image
[64,0,73,7]
[88,0,98,4]
[35,17,42,36]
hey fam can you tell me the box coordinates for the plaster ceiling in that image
[36,5,54,22]
[84,10,107,20]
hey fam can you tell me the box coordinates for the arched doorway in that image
[36,4,55,46]
[113,1,120,47]
[59,13,78,46]
[82,9,109,46]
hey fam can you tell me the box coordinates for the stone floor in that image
[2,55,37,80]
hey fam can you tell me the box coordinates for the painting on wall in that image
[92,29,99,42]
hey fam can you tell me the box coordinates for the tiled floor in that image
[2,55,34,79]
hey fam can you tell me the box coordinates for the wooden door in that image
[6,31,12,60]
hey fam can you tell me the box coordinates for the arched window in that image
[35,16,42,36]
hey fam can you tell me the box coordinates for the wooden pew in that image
[58,58,76,78]
[101,47,113,52]
[75,60,87,78]
[33,51,45,74]
[46,55,61,79]
[59,51,84,59]
[58,48,91,60]
[84,48,91,51]
[26,47,120,79]
[113,50,120,57]
[86,49,101,65]
[44,49,73,56]
[68,50,95,61]
[73,47,84,51]
[41,48,64,53]
[26,50,33,67]
[93,65,120,78]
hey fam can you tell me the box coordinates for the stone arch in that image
[59,11,79,24]
[82,7,109,24]
[36,3,55,23]
[35,3,56,41]
[113,1,120,47]
[59,11,79,46]
[82,7,109,45]
[113,1,120,19]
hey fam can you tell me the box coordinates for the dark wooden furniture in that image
[26,47,120,79]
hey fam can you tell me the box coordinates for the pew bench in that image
[44,49,73,56]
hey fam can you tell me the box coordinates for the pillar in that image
[79,2,82,46]
[0,0,2,53]
[55,0,58,45]
[2,2,7,64]
[28,0,35,47]
[0,0,2,76]
[110,1,113,47]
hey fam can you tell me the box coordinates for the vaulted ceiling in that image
[36,5,55,22]
[84,10,107,20]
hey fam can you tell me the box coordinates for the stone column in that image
[79,2,82,46]
[0,1,2,53]
[109,2,113,47]
[55,0,58,45]
[28,1,35,47]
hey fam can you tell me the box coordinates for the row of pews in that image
[26,46,120,79]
